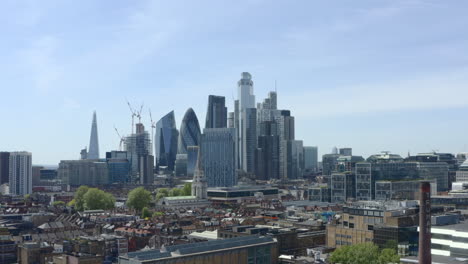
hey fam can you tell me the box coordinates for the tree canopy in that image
[70,186,115,211]
[141,207,151,219]
[329,243,399,264]
[155,183,192,201]
[127,187,152,211]
[73,185,90,211]
[83,188,115,210]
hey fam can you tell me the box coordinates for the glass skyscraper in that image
[205,95,227,129]
[155,111,179,170]
[201,128,237,187]
[177,108,201,154]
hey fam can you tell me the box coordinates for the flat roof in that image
[432,221,468,232]
[123,236,275,261]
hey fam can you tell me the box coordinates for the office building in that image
[456,159,468,182]
[8,152,32,195]
[304,146,318,172]
[327,201,419,255]
[177,108,201,154]
[106,151,130,183]
[237,72,256,173]
[281,140,304,179]
[119,235,278,264]
[336,155,365,172]
[201,128,237,187]
[155,111,178,171]
[322,153,341,176]
[87,111,100,159]
[356,153,449,200]
[330,172,355,203]
[58,159,109,186]
[375,179,437,201]
[429,221,468,258]
[241,108,257,174]
[186,146,199,177]
[124,123,153,183]
[0,152,9,184]
[205,95,227,129]
[227,112,234,128]
[339,148,352,156]
[256,121,280,180]
[174,154,187,177]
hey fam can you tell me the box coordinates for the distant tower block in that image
[419,181,432,264]
[87,111,100,159]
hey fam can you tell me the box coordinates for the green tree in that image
[127,187,152,211]
[378,248,400,264]
[141,207,151,218]
[52,201,65,206]
[152,211,164,217]
[182,183,192,196]
[330,243,399,264]
[74,185,89,211]
[83,188,115,210]
[155,188,169,201]
[169,188,182,197]
[383,240,398,251]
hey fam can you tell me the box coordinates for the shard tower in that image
[87,111,100,159]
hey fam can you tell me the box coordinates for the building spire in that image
[192,147,207,199]
[87,111,100,159]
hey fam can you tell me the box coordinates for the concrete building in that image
[330,172,355,203]
[124,123,153,184]
[118,235,278,264]
[58,159,108,186]
[201,128,237,187]
[327,201,419,255]
[9,151,32,195]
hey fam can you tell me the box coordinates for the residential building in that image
[9,151,32,195]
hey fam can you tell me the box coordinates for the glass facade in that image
[155,111,178,171]
[177,108,201,154]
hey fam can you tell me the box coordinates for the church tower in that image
[192,148,207,199]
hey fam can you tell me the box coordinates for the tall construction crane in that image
[136,103,144,124]
[149,108,156,143]
[126,100,137,134]
[114,126,125,151]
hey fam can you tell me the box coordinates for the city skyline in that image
[2,1,468,164]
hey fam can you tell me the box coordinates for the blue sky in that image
[1,0,468,165]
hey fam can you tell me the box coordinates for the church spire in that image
[192,147,207,199]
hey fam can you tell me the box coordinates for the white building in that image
[9,151,32,195]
